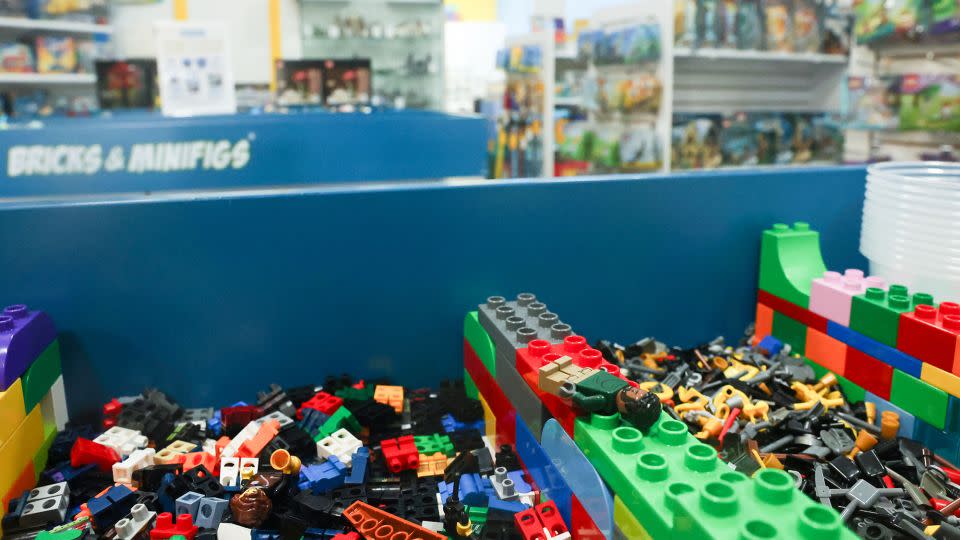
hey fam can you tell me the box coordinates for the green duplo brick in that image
[464,311,496,375]
[33,420,57,479]
[772,311,808,355]
[804,358,865,403]
[575,412,854,540]
[464,369,479,399]
[891,369,949,429]
[21,340,61,414]
[758,222,827,309]
[849,285,933,348]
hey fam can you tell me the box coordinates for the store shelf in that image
[0,16,112,34]
[303,34,440,42]
[0,72,95,84]
[674,47,847,64]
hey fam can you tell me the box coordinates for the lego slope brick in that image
[771,310,807,355]
[21,340,61,414]
[810,269,886,327]
[891,369,949,430]
[754,303,773,344]
[465,311,496,376]
[574,412,854,540]
[844,348,893,400]
[849,285,932,349]
[463,338,515,446]
[897,302,960,375]
[758,222,827,309]
[805,327,847,376]
[922,363,960,399]
[0,404,43,498]
[0,305,58,391]
[826,321,922,378]
[758,289,827,333]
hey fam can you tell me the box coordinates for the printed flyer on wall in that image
[155,21,237,117]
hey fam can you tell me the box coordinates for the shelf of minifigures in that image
[754,221,960,462]
[0,303,69,516]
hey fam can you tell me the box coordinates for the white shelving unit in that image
[0,73,95,84]
[0,16,111,35]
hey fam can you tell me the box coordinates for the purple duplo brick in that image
[0,304,57,391]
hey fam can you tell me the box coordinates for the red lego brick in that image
[380,435,419,473]
[297,391,344,419]
[221,406,263,432]
[182,451,218,473]
[149,513,198,540]
[236,419,281,459]
[515,501,569,540]
[331,534,361,540]
[845,348,894,400]
[897,302,960,375]
[343,501,445,540]
[757,289,829,333]
[70,437,120,472]
[570,495,603,540]
[103,398,122,417]
[464,338,515,446]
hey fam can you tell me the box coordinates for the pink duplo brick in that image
[810,269,886,327]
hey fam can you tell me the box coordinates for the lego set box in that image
[4,220,960,539]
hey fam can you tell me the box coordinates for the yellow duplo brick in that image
[921,363,960,399]
[0,379,26,448]
[0,405,43,497]
[479,393,496,444]
[614,495,652,540]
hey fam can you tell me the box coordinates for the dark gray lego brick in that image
[495,347,549,442]
[478,293,574,359]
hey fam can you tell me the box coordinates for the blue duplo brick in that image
[913,421,960,464]
[827,321,922,377]
[866,391,916,440]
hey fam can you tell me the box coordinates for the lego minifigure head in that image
[615,386,661,432]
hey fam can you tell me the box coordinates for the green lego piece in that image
[335,385,375,402]
[571,371,630,413]
[891,369,949,430]
[35,530,85,540]
[21,340,61,413]
[771,311,808,355]
[464,370,479,399]
[464,311,496,375]
[465,505,488,527]
[804,358,866,403]
[414,433,455,457]
[758,222,827,309]
[314,406,361,441]
[575,412,853,540]
[849,285,933,348]
[33,419,57,478]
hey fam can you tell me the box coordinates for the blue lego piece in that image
[487,498,529,514]
[439,473,490,506]
[440,413,485,434]
[299,409,330,437]
[756,335,783,356]
[827,321,922,377]
[947,396,960,434]
[207,410,222,436]
[87,485,136,530]
[253,529,344,540]
[865,392,916,441]
[344,447,369,485]
[298,455,347,492]
[175,492,203,519]
[157,473,178,513]
[914,420,960,464]
[540,419,614,539]
[506,470,533,495]
[515,414,572,525]
[230,401,249,407]
[41,463,95,485]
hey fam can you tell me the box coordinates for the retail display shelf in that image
[0,72,95,84]
[674,47,847,64]
[0,16,112,34]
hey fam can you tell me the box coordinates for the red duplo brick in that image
[464,338,515,445]
[758,289,829,332]
[570,495,604,540]
[845,348,893,400]
[897,303,960,375]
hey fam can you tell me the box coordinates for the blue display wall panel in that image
[0,166,868,418]
[0,110,487,198]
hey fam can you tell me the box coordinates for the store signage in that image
[7,137,252,178]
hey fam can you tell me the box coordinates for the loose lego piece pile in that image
[3,378,570,540]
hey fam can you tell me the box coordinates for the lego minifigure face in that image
[615,386,662,432]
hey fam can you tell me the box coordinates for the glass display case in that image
[300,0,443,110]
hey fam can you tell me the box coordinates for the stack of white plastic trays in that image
[861,161,960,301]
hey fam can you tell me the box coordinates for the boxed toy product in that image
[619,124,661,171]
[822,0,852,54]
[719,0,738,48]
[845,75,901,129]
[736,0,765,49]
[95,59,158,109]
[765,0,794,51]
[0,42,34,72]
[672,113,723,170]
[699,0,720,48]
[35,36,76,73]
[74,38,95,73]
[33,0,109,21]
[275,59,324,106]
[793,0,823,53]
[811,114,845,161]
[899,74,960,132]
[720,112,760,166]
[0,0,26,16]
[674,0,698,47]
[930,0,960,34]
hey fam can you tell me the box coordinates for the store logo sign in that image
[6,138,252,177]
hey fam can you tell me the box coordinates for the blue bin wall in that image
[0,166,868,418]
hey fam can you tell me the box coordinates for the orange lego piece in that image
[416,453,449,478]
[343,500,445,540]
[182,451,218,473]
[236,420,280,459]
[754,303,774,344]
[2,461,35,507]
[373,385,404,413]
[805,327,848,376]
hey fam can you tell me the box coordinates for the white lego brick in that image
[253,411,294,430]
[221,421,261,459]
[113,448,156,485]
[220,458,240,487]
[316,428,361,466]
[39,376,69,431]
[94,426,148,458]
[203,438,218,455]
[218,522,252,540]
[115,504,156,540]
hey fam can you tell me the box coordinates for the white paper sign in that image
[155,21,237,117]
